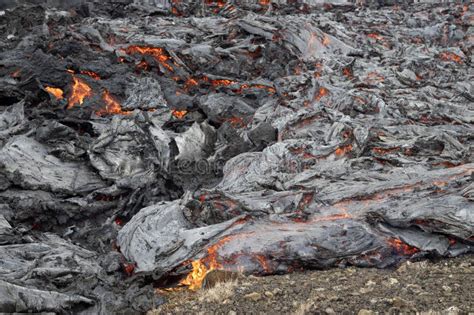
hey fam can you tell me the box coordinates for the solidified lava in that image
[0,0,472,314]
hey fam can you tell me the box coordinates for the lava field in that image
[0,0,472,314]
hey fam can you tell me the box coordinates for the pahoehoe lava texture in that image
[0,0,473,314]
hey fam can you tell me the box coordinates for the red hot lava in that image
[68,75,92,109]
[387,238,420,256]
[124,45,175,72]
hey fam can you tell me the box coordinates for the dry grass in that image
[147,279,238,315]
[197,279,238,303]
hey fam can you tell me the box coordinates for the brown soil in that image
[150,255,473,314]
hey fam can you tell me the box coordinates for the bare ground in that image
[150,255,473,314]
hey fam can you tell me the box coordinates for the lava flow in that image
[97,90,129,116]
[80,70,101,80]
[387,238,420,256]
[45,86,64,100]
[314,87,330,101]
[1,2,472,312]
[335,144,353,156]
[124,46,174,72]
[179,236,234,290]
[439,52,463,64]
[178,260,208,291]
[171,109,187,119]
[67,76,92,109]
[367,33,384,41]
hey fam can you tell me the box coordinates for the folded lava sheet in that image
[0,0,472,313]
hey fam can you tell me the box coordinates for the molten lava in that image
[68,76,92,109]
[367,33,384,41]
[255,255,272,273]
[45,86,64,100]
[322,35,331,46]
[171,7,181,16]
[11,69,21,78]
[172,109,187,119]
[80,70,101,80]
[124,46,174,72]
[205,0,226,8]
[233,84,276,94]
[387,238,419,256]
[314,87,329,101]
[372,147,400,155]
[97,90,129,116]
[335,144,353,156]
[342,67,352,78]
[179,260,208,291]
[211,79,236,87]
[224,116,246,127]
[184,77,199,91]
[439,52,463,64]
[179,236,235,290]
[123,263,136,276]
[179,230,256,291]
[366,71,385,83]
[309,213,352,223]
[136,60,150,71]
[187,76,275,94]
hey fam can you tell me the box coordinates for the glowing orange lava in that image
[136,60,150,71]
[366,71,385,83]
[224,116,246,127]
[172,109,187,119]
[97,90,129,116]
[195,76,275,94]
[184,77,199,90]
[367,33,383,41]
[171,7,181,16]
[439,52,463,64]
[11,69,21,78]
[80,70,101,80]
[123,263,136,276]
[322,35,331,46]
[342,67,352,78]
[45,86,64,100]
[314,87,329,101]
[68,76,92,109]
[387,238,419,256]
[211,79,236,87]
[256,255,271,273]
[312,213,352,222]
[335,144,353,156]
[205,0,226,8]
[179,236,234,290]
[314,62,323,78]
[233,84,276,94]
[124,46,174,72]
[372,147,400,155]
[179,260,208,291]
